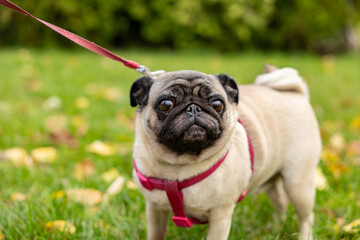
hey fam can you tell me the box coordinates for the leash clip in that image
[136,65,165,77]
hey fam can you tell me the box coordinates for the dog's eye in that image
[211,100,224,113]
[158,100,174,112]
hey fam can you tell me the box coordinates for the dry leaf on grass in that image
[51,190,65,199]
[347,141,360,157]
[71,116,88,136]
[101,168,120,183]
[350,115,360,131]
[86,84,120,101]
[106,176,125,196]
[329,133,346,153]
[117,143,132,156]
[49,130,78,148]
[327,163,350,179]
[0,229,4,240]
[73,160,95,180]
[0,147,34,166]
[126,179,138,190]
[321,55,334,74]
[321,147,350,178]
[75,97,90,109]
[65,188,102,206]
[31,147,57,163]
[45,220,76,234]
[116,111,135,130]
[320,120,344,139]
[10,193,27,202]
[343,219,360,234]
[321,148,340,163]
[315,167,328,191]
[94,219,110,230]
[42,95,62,111]
[26,78,42,92]
[45,115,68,133]
[86,141,116,156]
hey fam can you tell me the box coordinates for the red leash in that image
[0,0,159,76]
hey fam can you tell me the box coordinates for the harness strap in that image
[133,118,254,228]
[132,150,229,228]
[236,118,254,202]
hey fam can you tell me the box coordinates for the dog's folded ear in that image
[130,76,153,107]
[217,74,239,104]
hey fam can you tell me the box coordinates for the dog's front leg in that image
[146,201,170,240]
[206,203,236,240]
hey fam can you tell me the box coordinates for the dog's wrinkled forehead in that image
[149,70,224,100]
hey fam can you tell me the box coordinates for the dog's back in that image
[237,66,321,185]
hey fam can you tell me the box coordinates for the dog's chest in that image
[132,151,249,220]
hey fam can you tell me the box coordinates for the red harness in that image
[133,119,254,228]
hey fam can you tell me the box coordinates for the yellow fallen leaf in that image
[66,188,102,206]
[86,141,116,156]
[321,148,340,163]
[71,115,88,136]
[320,121,344,136]
[75,97,89,109]
[85,206,99,216]
[117,144,132,156]
[0,229,4,240]
[42,95,62,111]
[116,111,135,130]
[350,115,360,131]
[315,167,328,191]
[10,193,27,202]
[45,115,68,133]
[0,147,34,166]
[31,147,57,163]
[322,55,334,74]
[73,160,95,180]
[45,220,76,234]
[26,78,42,92]
[126,179,138,190]
[101,168,120,183]
[95,219,110,230]
[106,176,125,196]
[334,217,346,233]
[104,88,120,101]
[327,162,349,179]
[51,190,65,199]
[343,219,360,233]
[347,141,360,157]
[329,133,346,153]
[85,84,120,101]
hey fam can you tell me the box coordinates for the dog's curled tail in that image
[254,65,309,100]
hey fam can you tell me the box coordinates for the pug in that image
[130,66,322,240]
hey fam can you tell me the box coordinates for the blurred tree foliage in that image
[0,0,359,53]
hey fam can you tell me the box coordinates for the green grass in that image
[0,48,360,239]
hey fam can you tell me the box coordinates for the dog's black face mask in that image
[130,71,238,155]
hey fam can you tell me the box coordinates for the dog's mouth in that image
[183,124,207,143]
[159,120,222,154]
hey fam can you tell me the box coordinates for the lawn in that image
[0,48,359,239]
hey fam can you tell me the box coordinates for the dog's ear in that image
[130,76,153,107]
[217,74,239,104]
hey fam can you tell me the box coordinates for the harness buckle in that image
[137,173,153,191]
[172,216,193,228]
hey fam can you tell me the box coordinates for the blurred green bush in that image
[0,0,359,53]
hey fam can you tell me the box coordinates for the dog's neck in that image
[133,124,236,181]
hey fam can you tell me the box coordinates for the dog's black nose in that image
[186,104,202,117]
